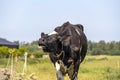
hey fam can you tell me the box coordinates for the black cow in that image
[38,22,87,80]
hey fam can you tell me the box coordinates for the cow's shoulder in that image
[54,21,71,33]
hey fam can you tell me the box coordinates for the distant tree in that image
[91,48,103,55]
[26,45,39,53]
[13,41,19,45]
[98,40,106,51]
[108,41,115,50]
[88,40,120,55]
[0,46,9,58]
[32,50,44,58]
[17,47,28,56]
[31,40,38,45]
[88,40,93,51]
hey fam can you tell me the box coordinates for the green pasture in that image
[0,56,120,80]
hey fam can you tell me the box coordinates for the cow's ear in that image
[41,32,45,37]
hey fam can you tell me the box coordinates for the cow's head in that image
[38,32,61,52]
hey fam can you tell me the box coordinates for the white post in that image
[23,52,28,74]
[11,53,14,78]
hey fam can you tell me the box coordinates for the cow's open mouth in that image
[38,43,46,49]
[38,45,44,49]
[38,44,50,52]
[38,43,55,52]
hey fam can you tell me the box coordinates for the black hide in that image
[38,22,87,80]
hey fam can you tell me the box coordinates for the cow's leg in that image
[68,49,80,80]
[55,62,64,80]
[71,61,80,80]
[56,70,64,80]
[71,72,78,80]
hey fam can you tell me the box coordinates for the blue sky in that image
[0,0,120,42]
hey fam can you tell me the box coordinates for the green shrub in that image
[0,46,9,58]
[32,50,44,58]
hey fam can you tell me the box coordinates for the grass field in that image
[0,55,120,80]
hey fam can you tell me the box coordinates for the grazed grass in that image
[0,56,120,80]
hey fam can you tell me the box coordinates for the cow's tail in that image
[80,36,87,63]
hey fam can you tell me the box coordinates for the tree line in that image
[88,40,120,55]
[0,40,120,58]
[22,40,120,55]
